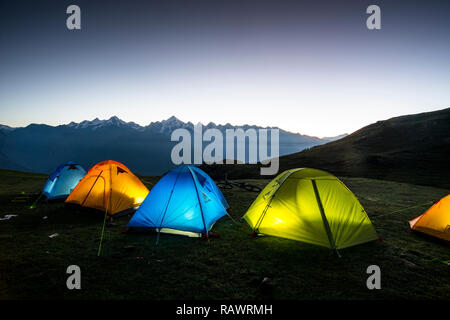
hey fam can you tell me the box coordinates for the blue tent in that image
[42,161,87,200]
[127,165,229,237]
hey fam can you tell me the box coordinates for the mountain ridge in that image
[0,115,345,140]
[0,116,345,175]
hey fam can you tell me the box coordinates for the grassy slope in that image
[278,108,450,189]
[0,169,449,300]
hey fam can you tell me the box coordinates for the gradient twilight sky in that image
[1,0,449,137]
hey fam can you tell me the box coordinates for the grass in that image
[0,169,448,300]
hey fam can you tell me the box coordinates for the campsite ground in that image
[0,169,449,300]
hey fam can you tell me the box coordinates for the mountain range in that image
[0,116,345,175]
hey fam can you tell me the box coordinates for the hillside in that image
[280,108,450,188]
[202,108,450,189]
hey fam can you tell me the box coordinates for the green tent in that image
[243,168,378,249]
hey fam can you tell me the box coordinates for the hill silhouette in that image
[201,108,450,189]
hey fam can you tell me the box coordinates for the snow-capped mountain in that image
[55,115,344,142]
[62,115,192,134]
[146,116,194,135]
[65,116,144,131]
[0,116,346,175]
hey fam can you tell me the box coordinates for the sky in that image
[1,0,449,137]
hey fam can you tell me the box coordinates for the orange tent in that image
[409,195,450,241]
[65,160,149,216]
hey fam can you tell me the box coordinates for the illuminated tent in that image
[42,161,86,200]
[65,160,149,216]
[127,165,229,237]
[409,195,450,241]
[243,168,378,250]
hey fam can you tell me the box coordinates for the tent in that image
[409,195,450,241]
[42,161,86,200]
[65,160,149,216]
[127,165,229,237]
[243,168,378,250]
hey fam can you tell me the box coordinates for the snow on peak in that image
[65,116,144,131]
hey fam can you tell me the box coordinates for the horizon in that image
[0,114,347,138]
[1,0,450,136]
[1,106,448,139]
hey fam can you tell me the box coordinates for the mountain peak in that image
[105,116,126,126]
[166,116,179,122]
[62,116,143,131]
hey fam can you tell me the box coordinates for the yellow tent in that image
[243,168,378,250]
[409,195,450,241]
[65,160,149,216]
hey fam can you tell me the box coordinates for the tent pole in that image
[254,170,297,233]
[311,179,337,251]
[187,166,208,236]
[157,168,183,237]
[109,163,112,216]
[81,170,104,207]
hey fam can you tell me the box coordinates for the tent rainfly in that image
[127,165,229,237]
[243,168,378,250]
[65,160,149,216]
[409,195,450,241]
[42,161,86,200]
